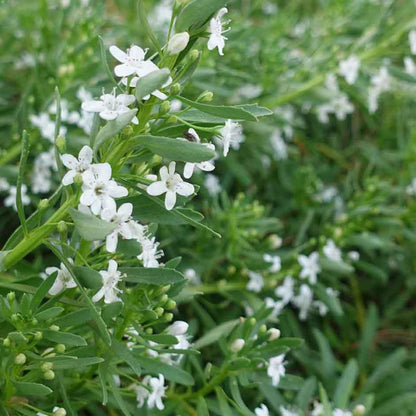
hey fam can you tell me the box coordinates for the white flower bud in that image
[15,353,26,365]
[268,328,281,341]
[167,32,190,55]
[53,408,67,416]
[168,321,189,336]
[354,404,366,415]
[230,338,245,353]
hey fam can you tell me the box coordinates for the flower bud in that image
[55,136,66,152]
[34,331,42,341]
[122,125,134,137]
[159,101,171,116]
[53,408,67,416]
[11,314,19,323]
[57,221,67,233]
[167,115,178,124]
[7,292,15,302]
[38,198,50,211]
[146,327,153,334]
[43,370,55,380]
[259,324,267,334]
[268,328,281,341]
[155,307,164,317]
[164,312,174,322]
[165,299,176,310]
[167,32,190,55]
[230,338,245,353]
[188,49,200,62]
[168,321,189,336]
[41,362,54,372]
[268,234,282,249]
[170,83,181,96]
[3,337,10,347]
[50,325,60,332]
[159,294,169,304]
[74,173,83,186]
[353,404,366,415]
[15,353,26,365]
[198,91,213,103]
[31,318,38,326]
[56,344,66,353]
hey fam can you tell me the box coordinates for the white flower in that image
[110,45,156,77]
[80,163,128,215]
[267,354,286,386]
[184,268,201,285]
[92,260,123,304]
[61,145,93,186]
[326,287,339,298]
[323,239,342,262]
[263,254,281,273]
[147,161,195,210]
[168,321,189,336]
[32,149,57,194]
[204,174,221,196]
[49,99,80,125]
[314,300,328,316]
[292,284,313,320]
[275,276,295,305]
[339,55,360,85]
[81,90,138,123]
[0,178,9,192]
[137,236,163,267]
[270,130,288,160]
[4,185,30,211]
[247,271,264,292]
[135,377,151,408]
[30,113,67,142]
[406,178,416,195]
[255,403,269,416]
[298,252,320,284]
[331,95,354,120]
[215,119,244,156]
[207,7,230,56]
[348,250,360,261]
[311,402,324,416]
[409,30,416,54]
[333,410,352,416]
[167,32,190,55]
[404,57,416,76]
[325,74,339,92]
[280,407,300,416]
[368,67,391,113]
[265,297,285,318]
[183,129,216,178]
[101,203,135,252]
[44,259,76,295]
[147,374,166,410]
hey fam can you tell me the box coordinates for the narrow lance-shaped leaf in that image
[176,0,227,31]
[69,208,117,241]
[135,69,170,101]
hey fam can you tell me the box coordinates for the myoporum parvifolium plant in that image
[0,0,306,415]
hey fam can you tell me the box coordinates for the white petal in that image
[151,90,168,100]
[92,287,105,303]
[109,184,128,198]
[118,202,133,220]
[147,181,167,196]
[82,170,95,187]
[94,163,112,181]
[183,163,195,179]
[176,182,194,197]
[198,161,215,172]
[109,45,128,63]
[99,110,118,121]
[168,161,176,175]
[82,100,105,113]
[106,232,118,253]
[117,94,136,106]
[61,154,78,169]
[114,63,136,77]
[165,190,176,210]
[129,45,146,60]
[79,145,93,164]
[101,196,116,213]
[101,206,116,221]
[108,259,118,273]
[62,170,76,186]
[159,166,169,181]
[80,190,96,206]
[49,279,64,295]
[91,199,102,215]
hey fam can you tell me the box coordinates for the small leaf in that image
[194,319,239,349]
[215,387,234,416]
[31,273,57,311]
[135,69,170,101]
[43,330,88,346]
[113,340,141,376]
[176,0,227,31]
[35,307,64,321]
[318,383,333,416]
[73,265,102,289]
[69,208,116,241]
[134,135,215,162]
[119,267,184,285]
[13,381,52,396]
[93,109,137,154]
[52,357,104,369]
[334,359,358,408]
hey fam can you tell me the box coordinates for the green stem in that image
[3,195,77,270]
[0,142,22,166]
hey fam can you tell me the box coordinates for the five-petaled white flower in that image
[109,45,156,77]
[263,253,281,273]
[101,203,134,253]
[147,374,167,410]
[80,163,128,215]
[216,119,244,156]
[137,236,163,267]
[247,271,264,292]
[292,284,313,321]
[92,260,123,304]
[339,55,360,85]
[280,406,300,416]
[208,7,230,56]
[275,276,295,305]
[147,161,194,210]
[298,251,321,284]
[267,354,286,386]
[81,90,138,123]
[333,410,352,416]
[255,403,270,416]
[45,259,76,295]
[61,145,93,186]
[183,129,215,178]
[323,239,342,262]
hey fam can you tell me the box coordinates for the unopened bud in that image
[188,49,200,62]
[34,331,42,341]
[268,328,281,341]
[53,408,67,416]
[57,221,67,233]
[3,337,10,347]
[170,83,181,96]
[155,307,164,317]
[122,125,134,137]
[168,32,190,55]
[55,136,66,152]
[168,321,189,336]
[11,314,19,323]
[165,299,176,310]
[268,234,282,249]
[43,370,55,380]
[50,325,60,332]
[31,318,38,326]
[159,294,169,304]
[354,405,366,415]
[7,292,16,302]
[259,324,267,334]
[230,338,245,353]
[164,312,173,322]
[74,173,83,186]
[56,344,66,353]
[167,115,178,124]
[41,362,54,372]
[15,353,26,365]
[145,328,153,334]
[198,91,213,103]
[159,101,171,116]
[39,199,50,211]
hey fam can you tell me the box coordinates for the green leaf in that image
[35,307,64,321]
[320,257,354,276]
[120,267,184,285]
[194,319,239,349]
[52,357,104,369]
[279,375,304,390]
[73,265,102,289]
[135,69,170,101]
[176,0,227,31]
[215,387,234,416]
[55,308,93,328]
[13,381,52,396]
[113,340,141,376]
[30,273,56,311]
[313,329,336,379]
[296,377,317,410]
[196,397,210,416]
[358,304,378,368]
[134,135,215,162]
[93,109,137,154]
[43,330,88,346]
[69,208,117,241]
[178,96,258,121]
[318,383,333,416]
[142,333,179,345]
[334,359,359,408]
[134,355,194,385]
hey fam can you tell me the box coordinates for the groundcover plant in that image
[1,0,416,415]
